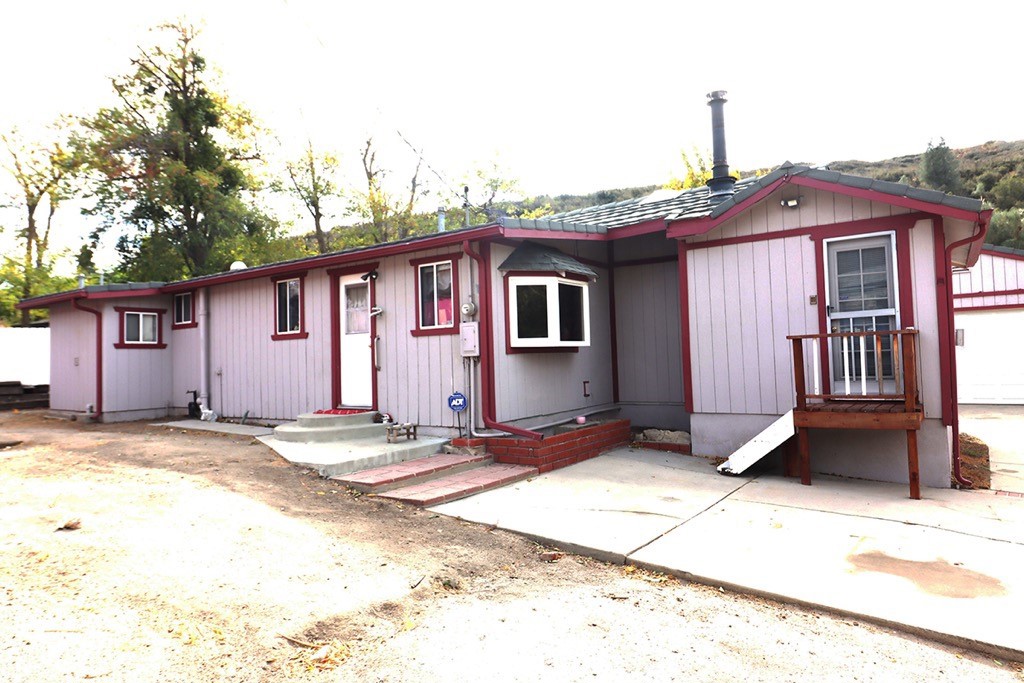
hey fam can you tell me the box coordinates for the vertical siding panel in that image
[814,189,835,226]
[752,241,777,414]
[749,201,769,235]
[736,241,760,413]
[851,197,872,221]
[691,249,713,413]
[834,194,854,223]
[785,236,810,406]
[705,247,731,413]
[723,245,745,413]
[768,239,793,411]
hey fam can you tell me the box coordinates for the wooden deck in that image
[787,329,923,499]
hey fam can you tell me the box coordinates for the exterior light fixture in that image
[780,197,801,209]
[361,270,379,281]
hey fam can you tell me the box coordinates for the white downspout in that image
[198,288,211,411]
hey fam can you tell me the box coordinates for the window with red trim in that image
[272,274,308,340]
[410,254,461,336]
[172,292,197,329]
[114,306,167,349]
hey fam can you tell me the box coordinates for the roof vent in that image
[706,90,737,204]
[229,260,247,271]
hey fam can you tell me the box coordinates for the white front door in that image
[340,275,372,407]
[824,233,900,393]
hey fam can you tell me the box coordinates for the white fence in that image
[0,327,50,386]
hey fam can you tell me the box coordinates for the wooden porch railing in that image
[786,329,921,413]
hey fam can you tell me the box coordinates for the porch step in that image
[273,412,385,442]
[332,453,491,492]
[258,434,448,478]
[378,463,537,507]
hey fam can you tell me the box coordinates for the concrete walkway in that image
[153,419,274,437]
[432,447,1024,660]
[960,404,1024,494]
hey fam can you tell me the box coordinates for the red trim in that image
[812,237,832,393]
[330,274,341,408]
[17,287,164,310]
[500,228,607,242]
[954,288,1024,300]
[981,246,1024,262]
[932,219,953,426]
[895,226,916,328]
[613,254,678,268]
[678,241,694,413]
[687,214,924,252]
[408,251,465,268]
[271,273,308,341]
[462,240,543,440]
[502,270,591,282]
[955,302,1024,312]
[327,262,380,410]
[326,262,379,278]
[171,291,198,330]
[608,242,619,403]
[160,224,503,294]
[410,254,461,337]
[113,306,168,349]
[605,218,667,240]
[72,299,103,420]
[328,266,380,410]
[788,176,984,223]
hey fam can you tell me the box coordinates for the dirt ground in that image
[1,410,1020,683]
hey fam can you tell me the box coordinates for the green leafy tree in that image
[79,22,271,278]
[989,174,1024,211]
[985,209,1024,249]
[1,124,81,324]
[350,137,425,244]
[920,138,962,194]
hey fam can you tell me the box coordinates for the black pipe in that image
[706,90,737,202]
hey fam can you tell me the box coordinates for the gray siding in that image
[613,260,683,415]
[49,302,97,413]
[490,243,615,422]
[102,296,174,416]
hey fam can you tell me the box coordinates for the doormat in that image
[313,408,370,415]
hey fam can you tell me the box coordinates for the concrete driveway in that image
[432,447,1024,660]
[960,404,1024,494]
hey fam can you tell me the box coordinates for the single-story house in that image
[18,92,991,495]
[953,244,1024,404]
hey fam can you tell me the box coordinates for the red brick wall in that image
[452,419,632,474]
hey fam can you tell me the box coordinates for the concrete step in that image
[332,453,491,492]
[258,434,449,478]
[273,421,387,443]
[378,463,538,507]
[295,411,375,428]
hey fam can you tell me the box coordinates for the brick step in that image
[331,453,491,492]
[378,463,537,507]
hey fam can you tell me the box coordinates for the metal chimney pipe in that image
[437,206,446,233]
[706,90,737,202]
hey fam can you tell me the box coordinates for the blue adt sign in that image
[447,392,467,413]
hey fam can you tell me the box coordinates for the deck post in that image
[792,339,807,410]
[783,436,799,478]
[902,332,918,413]
[797,427,811,486]
[906,429,920,500]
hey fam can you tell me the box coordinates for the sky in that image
[2,0,1023,271]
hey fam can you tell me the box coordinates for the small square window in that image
[507,275,590,348]
[114,307,166,349]
[172,292,194,328]
[410,254,461,337]
[272,275,308,340]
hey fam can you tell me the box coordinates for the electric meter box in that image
[460,322,480,357]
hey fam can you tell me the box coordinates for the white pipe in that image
[812,339,820,396]
[198,289,210,409]
[860,335,867,396]
[842,335,851,396]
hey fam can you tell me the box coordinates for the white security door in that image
[824,233,900,393]
[340,275,372,407]
[956,309,1024,404]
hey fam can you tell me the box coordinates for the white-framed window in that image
[173,292,193,326]
[126,311,158,343]
[276,277,302,335]
[418,261,454,329]
[508,275,590,348]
